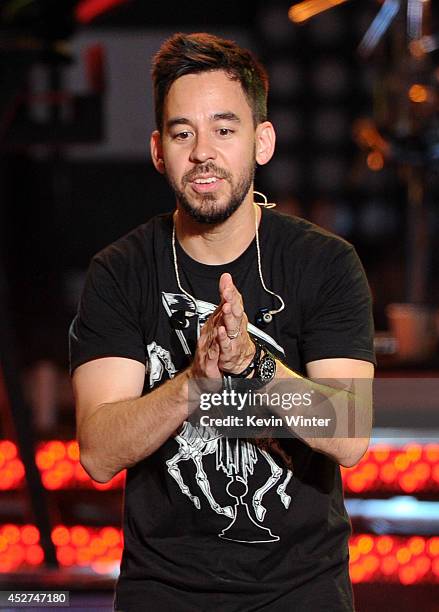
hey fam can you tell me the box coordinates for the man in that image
[70,33,375,611]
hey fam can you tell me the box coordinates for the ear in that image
[150,130,165,174]
[255,121,276,166]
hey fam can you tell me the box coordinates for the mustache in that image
[182,162,232,185]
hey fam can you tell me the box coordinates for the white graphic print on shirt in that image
[144,293,294,543]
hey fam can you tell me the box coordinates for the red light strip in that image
[0,440,125,491]
[0,524,122,574]
[341,444,439,494]
[1,441,438,493]
[0,525,438,583]
[75,0,129,24]
[349,534,439,585]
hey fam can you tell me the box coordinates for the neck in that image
[174,197,261,265]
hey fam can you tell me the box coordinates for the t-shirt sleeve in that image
[69,251,145,374]
[300,241,376,366]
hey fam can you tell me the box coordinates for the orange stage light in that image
[367,151,384,171]
[376,535,394,556]
[51,526,70,547]
[408,84,429,103]
[57,545,77,567]
[425,444,439,462]
[358,535,374,555]
[2,525,20,545]
[66,441,80,461]
[71,526,90,548]
[432,558,439,577]
[47,441,66,461]
[101,527,121,547]
[408,537,425,556]
[25,544,44,566]
[21,525,40,546]
[0,536,7,554]
[0,441,17,461]
[399,565,417,585]
[396,547,411,565]
[288,0,348,24]
[428,537,439,557]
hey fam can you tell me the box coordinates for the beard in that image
[165,159,256,224]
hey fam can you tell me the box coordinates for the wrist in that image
[226,338,259,378]
[238,339,257,375]
[227,341,277,387]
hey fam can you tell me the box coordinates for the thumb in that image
[219,272,233,296]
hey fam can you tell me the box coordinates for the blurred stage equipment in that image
[0,264,57,568]
[0,0,130,143]
[0,0,128,571]
[354,0,438,311]
[357,0,402,58]
[75,0,129,24]
[291,0,439,356]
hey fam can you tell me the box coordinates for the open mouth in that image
[190,176,224,192]
[193,176,218,184]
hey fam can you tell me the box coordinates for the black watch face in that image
[257,354,276,383]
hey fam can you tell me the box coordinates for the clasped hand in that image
[191,273,255,379]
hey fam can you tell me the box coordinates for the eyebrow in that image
[166,112,241,130]
[212,112,241,123]
[166,117,191,129]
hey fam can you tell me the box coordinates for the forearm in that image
[273,361,372,467]
[302,435,369,468]
[78,369,191,482]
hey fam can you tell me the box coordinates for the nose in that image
[189,131,216,163]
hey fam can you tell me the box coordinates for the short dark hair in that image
[152,32,269,132]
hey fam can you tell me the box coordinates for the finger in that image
[205,361,220,380]
[197,326,214,358]
[204,304,226,340]
[193,335,219,379]
[201,313,218,347]
[222,286,235,304]
[222,299,243,322]
[198,326,209,348]
[207,340,219,361]
[216,327,235,371]
[221,276,243,317]
[219,272,233,294]
[210,307,224,330]
[217,326,234,352]
[231,294,244,318]
[222,299,245,341]
[202,303,223,330]
[221,281,244,314]
[210,301,224,320]
[205,341,221,379]
[219,273,238,305]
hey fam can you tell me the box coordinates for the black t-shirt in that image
[70,208,375,612]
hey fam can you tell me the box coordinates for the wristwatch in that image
[227,339,277,387]
[255,346,277,386]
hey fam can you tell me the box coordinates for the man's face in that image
[157,70,257,224]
